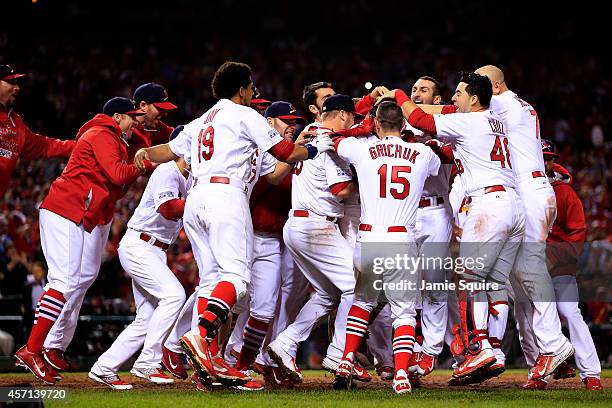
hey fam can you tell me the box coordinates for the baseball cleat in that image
[43,348,72,371]
[552,361,576,380]
[452,347,496,379]
[130,367,174,384]
[15,345,56,385]
[393,369,412,394]
[409,371,421,388]
[522,378,548,390]
[211,356,248,384]
[332,358,353,390]
[583,377,603,390]
[408,351,420,373]
[456,362,506,385]
[88,371,133,390]
[45,362,62,381]
[414,352,436,377]
[252,363,294,388]
[267,341,303,384]
[191,372,212,392]
[231,378,264,391]
[376,366,394,382]
[180,329,217,381]
[162,346,188,380]
[322,354,372,382]
[529,341,574,381]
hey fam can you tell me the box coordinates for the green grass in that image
[1,370,610,408]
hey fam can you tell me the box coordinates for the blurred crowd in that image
[1,0,610,363]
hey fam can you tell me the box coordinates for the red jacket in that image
[40,114,144,232]
[128,121,173,159]
[546,163,587,277]
[0,104,75,196]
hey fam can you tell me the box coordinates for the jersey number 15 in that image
[198,126,215,162]
[378,164,411,199]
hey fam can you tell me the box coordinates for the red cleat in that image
[529,342,574,380]
[212,356,249,384]
[352,362,372,382]
[180,330,217,381]
[162,346,188,380]
[552,361,576,380]
[522,378,548,389]
[583,377,603,390]
[452,348,496,379]
[15,345,56,385]
[43,348,72,372]
[415,352,436,377]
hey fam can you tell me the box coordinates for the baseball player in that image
[14,97,148,384]
[384,71,526,382]
[133,61,334,386]
[332,101,441,394]
[0,64,75,197]
[519,140,602,390]
[89,145,192,390]
[475,65,574,381]
[407,76,454,378]
[266,94,359,383]
[41,85,179,372]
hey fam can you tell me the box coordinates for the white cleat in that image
[88,371,133,390]
[130,367,174,384]
[266,340,303,384]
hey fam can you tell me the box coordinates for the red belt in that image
[419,196,445,208]
[210,176,230,184]
[484,185,506,194]
[359,224,408,232]
[532,171,545,178]
[140,233,170,251]
[292,210,336,222]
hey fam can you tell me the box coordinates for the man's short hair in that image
[375,101,404,132]
[459,71,493,108]
[417,75,442,96]
[302,81,332,108]
[211,61,252,100]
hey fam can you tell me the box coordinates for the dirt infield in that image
[1,370,609,391]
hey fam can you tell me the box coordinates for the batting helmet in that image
[541,138,559,158]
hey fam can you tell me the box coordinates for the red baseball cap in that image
[264,101,305,123]
[133,83,177,110]
[0,65,27,81]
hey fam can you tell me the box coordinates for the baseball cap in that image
[541,138,559,158]
[102,97,146,116]
[321,94,359,115]
[0,65,27,81]
[264,101,305,122]
[251,98,272,108]
[169,124,185,142]
[133,83,177,110]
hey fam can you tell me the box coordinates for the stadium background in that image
[1,0,610,372]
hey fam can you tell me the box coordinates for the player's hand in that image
[375,89,397,105]
[307,135,334,156]
[294,130,317,146]
[369,86,390,100]
[134,148,150,172]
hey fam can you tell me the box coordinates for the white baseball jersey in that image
[291,127,353,218]
[489,91,545,178]
[434,110,515,194]
[246,149,277,198]
[169,99,284,183]
[336,136,441,228]
[127,161,193,244]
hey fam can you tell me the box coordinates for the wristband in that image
[395,89,410,106]
[305,144,318,160]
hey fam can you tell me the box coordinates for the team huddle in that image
[4,60,602,394]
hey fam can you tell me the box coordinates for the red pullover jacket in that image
[0,104,75,196]
[546,163,587,277]
[40,114,145,232]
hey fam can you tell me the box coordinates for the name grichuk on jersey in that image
[336,135,441,228]
[168,99,284,183]
[291,127,353,218]
[489,90,545,179]
[433,110,515,195]
[127,161,193,244]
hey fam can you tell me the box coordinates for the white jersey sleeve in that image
[335,137,361,163]
[243,109,285,153]
[259,151,278,177]
[433,113,471,140]
[324,151,353,187]
[168,126,191,159]
[426,147,442,177]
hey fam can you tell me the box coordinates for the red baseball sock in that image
[392,325,415,373]
[342,305,370,360]
[197,297,208,338]
[27,288,66,353]
[236,316,269,370]
[198,281,237,341]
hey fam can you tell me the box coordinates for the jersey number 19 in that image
[198,126,215,162]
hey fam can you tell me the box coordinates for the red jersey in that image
[250,173,292,234]
[0,104,75,196]
[40,114,144,232]
[546,163,587,277]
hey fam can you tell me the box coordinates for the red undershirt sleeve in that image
[158,198,186,220]
[268,139,295,161]
[330,181,351,196]
[407,108,437,134]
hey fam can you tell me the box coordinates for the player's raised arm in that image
[134,144,179,171]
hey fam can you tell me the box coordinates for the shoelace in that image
[142,367,164,376]
[104,374,122,383]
